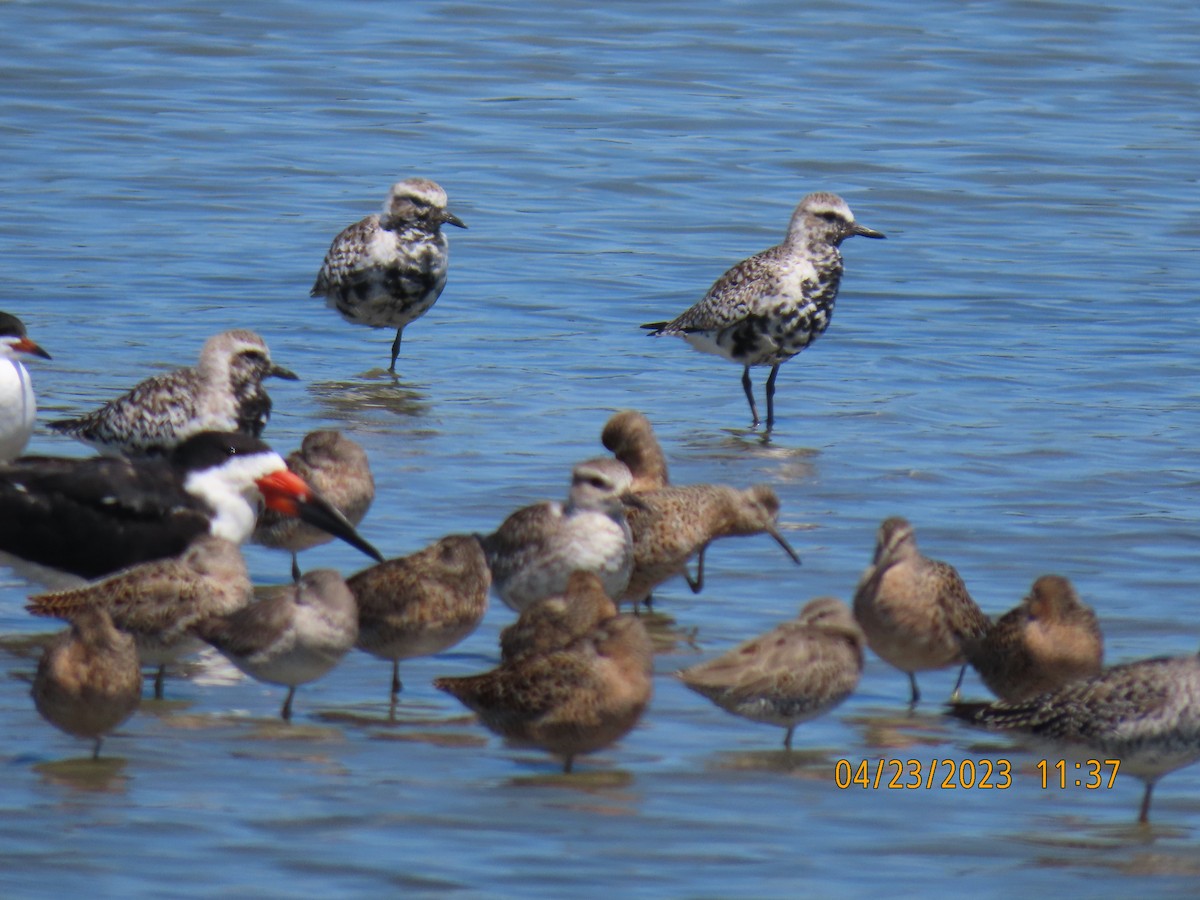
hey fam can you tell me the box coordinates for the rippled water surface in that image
[2,0,1200,896]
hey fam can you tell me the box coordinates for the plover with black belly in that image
[643,192,884,431]
[0,311,51,463]
[312,178,466,373]
[253,430,375,582]
[950,649,1200,824]
[0,431,382,581]
[49,329,297,457]
[479,458,643,613]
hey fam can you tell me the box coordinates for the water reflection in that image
[34,757,130,794]
[307,376,429,426]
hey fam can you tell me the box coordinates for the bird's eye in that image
[818,211,841,223]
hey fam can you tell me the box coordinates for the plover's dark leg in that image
[391,660,402,698]
[389,329,403,374]
[908,672,921,706]
[764,364,780,431]
[741,366,759,427]
[281,686,296,721]
[290,553,302,584]
[154,665,166,700]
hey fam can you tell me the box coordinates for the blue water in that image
[2,0,1200,895]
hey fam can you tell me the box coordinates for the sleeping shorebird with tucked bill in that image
[643,192,883,431]
[311,178,466,373]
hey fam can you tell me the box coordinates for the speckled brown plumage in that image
[968,574,1104,702]
[600,410,669,493]
[434,612,654,773]
[499,570,618,664]
[678,597,863,749]
[622,483,800,608]
[853,517,989,705]
[31,606,143,759]
[254,429,375,581]
[27,535,252,699]
[349,534,491,698]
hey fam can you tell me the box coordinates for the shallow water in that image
[2,0,1200,896]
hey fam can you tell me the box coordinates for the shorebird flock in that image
[4,181,1198,826]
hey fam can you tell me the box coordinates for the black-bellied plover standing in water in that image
[0,431,383,581]
[348,534,491,700]
[311,178,466,373]
[600,410,669,493]
[31,606,143,759]
[479,458,643,613]
[642,192,884,431]
[950,649,1200,824]
[27,536,253,699]
[49,329,297,457]
[968,574,1104,703]
[253,430,375,582]
[195,569,359,721]
[499,570,618,664]
[678,597,864,750]
[434,611,654,773]
[622,483,801,610]
[852,517,988,705]
[0,312,51,463]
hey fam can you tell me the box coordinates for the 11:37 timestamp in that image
[1036,758,1121,789]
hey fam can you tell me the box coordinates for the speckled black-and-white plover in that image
[312,178,466,373]
[643,192,884,431]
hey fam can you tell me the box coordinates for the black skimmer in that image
[0,431,383,582]
[0,311,51,463]
[48,329,298,456]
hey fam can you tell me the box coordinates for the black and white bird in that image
[0,431,382,582]
[0,311,51,463]
[643,192,884,431]
[311,177,466,373]
[49,329,297,457]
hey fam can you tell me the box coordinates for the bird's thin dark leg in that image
[389,329,403,374]
[92,737,103,761]
[154,665,166,700]
[741,366,760,428]
[391,661,402,698]
[563,755,574,774]
[764,364,780,431]
[290,553,302,584]
[684,545,708,594]
[1139,783,1155,824]
[281,686,296,721]
[950,664,968,702]
[784,725,795,752]
[908,672,921,706]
